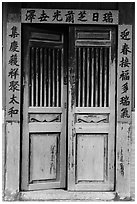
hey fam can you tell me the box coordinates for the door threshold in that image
[20,190,116,201]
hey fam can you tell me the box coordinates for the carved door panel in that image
[21,25,67,190]
[68,27,116,191]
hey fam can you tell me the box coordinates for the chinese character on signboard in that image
[6,23,21,121]
[118,25,132,122]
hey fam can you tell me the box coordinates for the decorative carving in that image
[29,114,61,123]
[76,114,109,123]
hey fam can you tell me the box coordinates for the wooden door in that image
[21,25,67,190]
[68,27,116,191]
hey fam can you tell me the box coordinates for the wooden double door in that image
[21,24,116,191]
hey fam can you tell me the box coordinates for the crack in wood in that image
[120,148,124,176]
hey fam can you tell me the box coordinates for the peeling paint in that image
[120,148,124,176]
[113,192,132,201]
[50,145,56,174]
[4,190,20,201]
[127,124,131,142]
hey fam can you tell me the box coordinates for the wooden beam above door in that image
[21,9,118,24]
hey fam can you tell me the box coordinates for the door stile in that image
[108,29,116,188]
[68,26,76,190]
[60,47,67,187]
[21,44,30,190]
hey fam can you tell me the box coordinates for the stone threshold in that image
[20,190,116,201]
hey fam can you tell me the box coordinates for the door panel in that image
[29,133,59,181]
[76,134,106,182]
[21,25,67,190]
[68,26,116,191]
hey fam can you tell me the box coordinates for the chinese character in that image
[121,43,131,55]
[8,68,19,79]
[9,94,19,104]
[103,11,113,23]
[38,10,49,21]
[25,10,36,23]
[92,12,99,22]
[121,107,130,118]
[119,70,130,81]
[9,26,19,38]
[78,11,87,22]
[8,54,19,66]
[52,10,63,21]
[65,11,75,23]
[122,82,128,94]
[120,95,130,106]
[9,41,19,52]
[8,107,18,117]
[9,81,19,92]
[119,57,131,67]
[120,29,130,40]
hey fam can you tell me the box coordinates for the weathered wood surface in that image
[68,26,115,191]
[21,26,66,190]
[30,134,58,182]
[75,123,109,133]
[21,9,119,24]
[77,134,105,182]
[116,122,132,198]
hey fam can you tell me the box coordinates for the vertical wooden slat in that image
[91,48,94,107]
[52,49,55,107]
[59,49,62,107]
[48,48,51,107]
[107,48,109,107]
[44,48,47,106]
[87,48,90,107]
[100,48,103,107]
[34,48,36,107]
[76,48,78,107]
[95,48,99,107]
[40,48,43,106]
[30,47,34,106]
[78,48,81,107]
[82,48,85,107]
[104,48,107,107]
[56,49,59,107]
[89,48,91,107]
[35,48,39,106]
[29,47,31,106]
[51,49,53,107]
[61,48,63,108]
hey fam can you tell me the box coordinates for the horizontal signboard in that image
[22,9,118,24]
